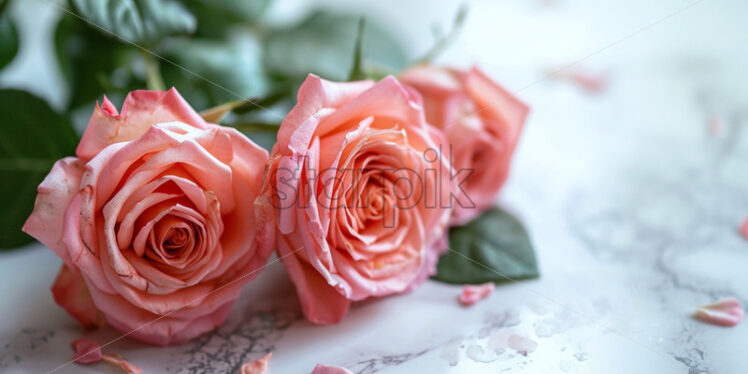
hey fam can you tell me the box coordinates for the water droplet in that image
[574,352,590,362]
[466,345,498,363]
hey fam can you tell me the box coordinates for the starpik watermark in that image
[267,145,475,227]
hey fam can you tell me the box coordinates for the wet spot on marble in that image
[507,335,537,356]
[439,338,462,367]
[465,345,499,363]
[573,352,590,362]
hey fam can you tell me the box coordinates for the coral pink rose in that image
[401,66,529,225]
[258,75,452,324]
[23,89,273,345]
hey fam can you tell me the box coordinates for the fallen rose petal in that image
[102,353,143,374]
[71,338,102,364]
[707,116,725,137]
[694,297,744,327]
[569,70,609,93]
[239,353,271,374]
[459,282,495,306]
[311,363,354,374]
[739,218,748,240]
[546,66,609,94]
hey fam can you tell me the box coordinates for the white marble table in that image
[1,0,747,373]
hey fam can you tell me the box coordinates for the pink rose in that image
[258,75,451,324]
[23,89,273,345]
[401,66,529,225]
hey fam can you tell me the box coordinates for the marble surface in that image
[1,0,747,373]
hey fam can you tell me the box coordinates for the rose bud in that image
[258,75,452,323]
[401,65,529,225]
[23,89,273,345]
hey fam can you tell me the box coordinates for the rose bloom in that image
[23,89,273,345]
[401,65,529,225]
[258,75,452,324]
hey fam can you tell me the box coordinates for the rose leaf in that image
[181,0,273,38]
[433,207,540,285]
[0,90,79,249]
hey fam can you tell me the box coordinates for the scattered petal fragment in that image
[102,353,143,374]
[694,297,744,327]
[239,353,272,374]
[459,283,495,306]
[71,338,102,364]
[311,363,354,374]
[739,218,748,240]
[707,116,725,137]
[547,66,609,94]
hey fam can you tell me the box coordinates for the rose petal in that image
[459,282,495,306]
[401,66,527,226]
[739,218,748,240]
[52,265,105,330]
[102,353,143,374]
[76,88,207,162]
[71,338,102,364]
[22,157,84,266]
[278,235,350,324]
[275,75,374,153]
[317,76,427,138]
[694,297,744,327]
[238,353,271,374]
[310,363,354,374]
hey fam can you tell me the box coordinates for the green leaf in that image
[433,207,539,285]
[0,90,79,249]
[54,14,144,111]
[69,0,196,45]
[160,35,269,109]
[348,17,365,81]
[0,0,18,70]
[264,10,408,81]
[182,0,272,38]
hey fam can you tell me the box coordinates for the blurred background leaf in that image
[69,0,196,45]
[0,89,79,249]
[55,14,145,111]
[0,0,18,71]
[264,10,407,82]
[160,34,269,109]
[182,0,271,38]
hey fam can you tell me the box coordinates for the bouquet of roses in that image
[1,0,537,371]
